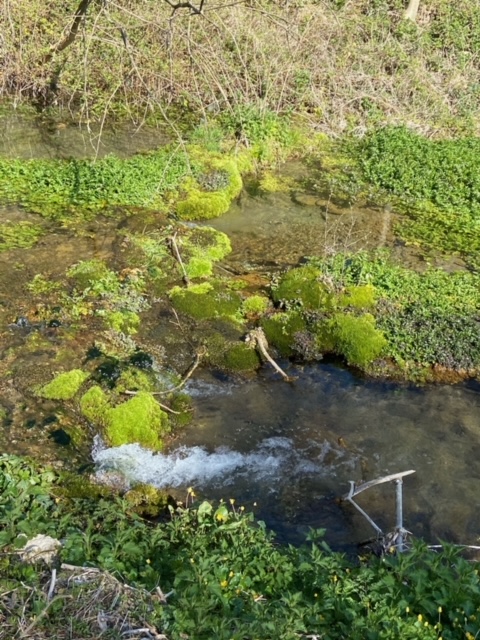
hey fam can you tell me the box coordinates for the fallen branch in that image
[168,231,190,285]
[245,328,293,382]
[124,347,205,401]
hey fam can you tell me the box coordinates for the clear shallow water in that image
[95,363,480,549]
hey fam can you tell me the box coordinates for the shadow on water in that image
[95,361,480,550]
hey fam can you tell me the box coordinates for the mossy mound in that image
[37,369,89,400]
[80,386,110,422]
[181,226,232,279]
[262,311,307,357]
[169,282,243,321]
[205,335,261,372]
[337,285,376,310]
[105,392,169,449]
[271,266,331,311]
[176,151,243,220]
[241,294,270,316]
[330,313,387,367]
[80,386,169,450]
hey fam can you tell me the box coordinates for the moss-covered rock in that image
[272,266,331,310]
[337,285,376,310]
[37,369,89,400]
[241,294,270,317]
[80,385,110,423]
[169,282,243,321]
[176,151,243,220]
[205,334,261,372]
[105,392,169,449]
[331,313,387,367]
[125,483,171,517]
[182,226,232,279]
[261,311,307,357]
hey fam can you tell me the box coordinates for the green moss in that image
[169,282,243,321]
[262,311,307,357]
[177,189,231,220]
[125,483,171,517]
[115,369,155,394]
[37,369,89,400]
[105,310,140,335]
[258,172,293,193]
[182,227,231,279]
[176,151,243,221]
[241,295,270,316]
[105,392,169,450]
[205,335,261,372]
[0,221,44,251]
[168,393,193,428]
[224,343,261,371]
[337,285,376,310]
[67,259,119,292]
[80,386,110,423]
[57,472,110,501]
[272,266,331,311]
[331,313,387,367]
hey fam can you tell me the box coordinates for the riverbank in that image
[1,453,480,640]
[2,0,480,137]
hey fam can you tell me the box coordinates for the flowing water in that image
[95,365,480,549]
[1,115,479,549]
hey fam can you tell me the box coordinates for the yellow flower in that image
[146,559,151,564]
[221,580,228,588]
[438,606,442,613]
[417,614,423,622]
[229,571,234,577]
[229,498,235,505]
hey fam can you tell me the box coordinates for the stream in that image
[1,114,480,550]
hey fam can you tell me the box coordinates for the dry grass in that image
[0,562,165,640]
[0,0,479,135]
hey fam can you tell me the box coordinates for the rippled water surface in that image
[96,364,480,548]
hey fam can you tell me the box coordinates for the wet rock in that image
[49,428,72,446]
[292,193,319,207]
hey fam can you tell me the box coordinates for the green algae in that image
[0,221,44,251]
[105,392,169,449]
[36,369,90,400]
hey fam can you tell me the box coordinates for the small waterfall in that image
[92,436,346,491]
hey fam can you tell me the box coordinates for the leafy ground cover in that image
[1,454,480,640]
[357,126,480,269]
[264,251,480,379]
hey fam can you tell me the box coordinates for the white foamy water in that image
[92,437,343,490]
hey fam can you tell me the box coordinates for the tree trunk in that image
[404,0,421,22]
